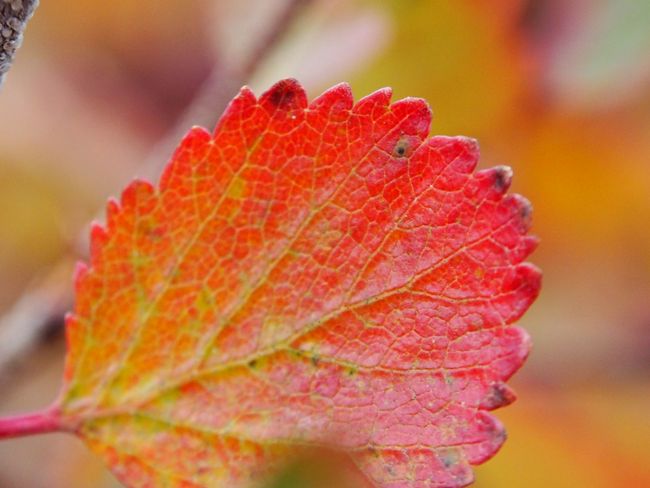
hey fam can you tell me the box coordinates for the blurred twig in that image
[143,0,312,177]
[0,0,313,381]
[0,261,71,384]
[0,0,39,87]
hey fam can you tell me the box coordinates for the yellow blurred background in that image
[0,1,649,486]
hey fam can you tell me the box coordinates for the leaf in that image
[57,79,540,487]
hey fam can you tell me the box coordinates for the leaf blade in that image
[61,79,540,487]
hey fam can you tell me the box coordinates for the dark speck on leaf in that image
[248,359,258,369]
[440,449,459,468]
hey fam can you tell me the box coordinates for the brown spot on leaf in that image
[519,199,532,222]
[261,78,307,111]
[481,382,516,410]
[492,166,512,192]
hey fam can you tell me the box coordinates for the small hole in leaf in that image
[394,138,408,157]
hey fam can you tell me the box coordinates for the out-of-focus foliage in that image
[0,1,649,487]
[475,384,650,487]
[352,0,534,139]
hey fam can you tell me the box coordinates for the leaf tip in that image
[514,262,542,301]
[237,85,257,100]
[455,135,480,157]
[481,382,517,410]
[355,86,393,111]
[73,261,89,288]
[491,165,513,193]
[119,179,155,209]
[105,197,120,229]
[310,81,354,111]
[260,78,308,111]
[509,193,535,231]
[467,411,508,465]
[89,221,108,257]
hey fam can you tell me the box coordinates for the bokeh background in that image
[1,0,649,486]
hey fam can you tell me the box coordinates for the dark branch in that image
[143,0,314,178]
[0,0,39,87]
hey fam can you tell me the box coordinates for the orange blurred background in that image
[0,1,649,486]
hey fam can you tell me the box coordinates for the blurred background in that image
[0,0,649,486]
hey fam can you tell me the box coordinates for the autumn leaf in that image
[0,79,540,487]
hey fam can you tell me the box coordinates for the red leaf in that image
[57,79,540,487]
